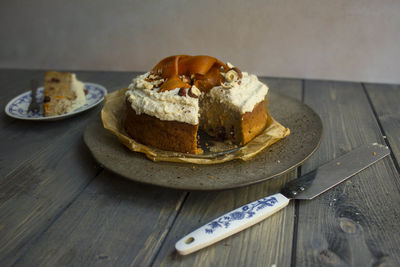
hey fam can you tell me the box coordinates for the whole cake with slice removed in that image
[124,55,270,154]
[43,71,86,116]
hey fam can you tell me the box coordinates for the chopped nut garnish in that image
[232,67,243,79]
[221,82,233,89]
[144,83,153,90]
[188,87,200,98]
[178,87,187,96]
[148,73,160,80]
[220,66,242,89]
[225,69,239,83]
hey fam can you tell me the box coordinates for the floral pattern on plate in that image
[5,83,107,121]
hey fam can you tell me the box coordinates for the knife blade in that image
[175,143,390,255]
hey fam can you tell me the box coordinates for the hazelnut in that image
[232,67,242,79]
[178,87,187,96]
[225,69,239,83]
[188,86,200,98]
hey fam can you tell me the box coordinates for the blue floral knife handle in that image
[175,193,290,255]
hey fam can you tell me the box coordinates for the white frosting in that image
[67,74,86,112]
[126,70,268,125]
[126,74,200,125]
[209,72,268,114]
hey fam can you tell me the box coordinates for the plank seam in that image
[291,199,300,267]
[362,83,400,174]
[149,191,190,267]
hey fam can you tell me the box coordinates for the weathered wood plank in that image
[2,70,182,266]
[364,83,400,167]
[0,70,144,266]
[0,70,135,178]
[152,78,302,267]
[152,173,297,267]
[13,172,186,267]
[294,81,400,266]
[0,127,101,266]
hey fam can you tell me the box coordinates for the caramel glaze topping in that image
[151,55,229,93]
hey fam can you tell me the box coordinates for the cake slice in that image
[43,71,86,116]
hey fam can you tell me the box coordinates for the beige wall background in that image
[1,0,399,83]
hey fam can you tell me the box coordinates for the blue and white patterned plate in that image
[5,82,107,121]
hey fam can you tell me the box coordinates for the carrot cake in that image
[43,71,86,116]
[124,55,269,154]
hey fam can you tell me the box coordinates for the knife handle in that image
[175,193,290,255]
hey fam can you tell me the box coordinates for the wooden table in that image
[1,69,399,267]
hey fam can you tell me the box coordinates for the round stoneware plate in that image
[5,83,107,121]
[84,91,322,191]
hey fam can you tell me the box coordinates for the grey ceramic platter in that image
[84,91,323,191]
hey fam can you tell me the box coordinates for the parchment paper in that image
[101,88,290,164]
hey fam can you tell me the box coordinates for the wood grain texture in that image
[294,81,400,266]
[0,127,100,266]
[1,70,399,267]
[364,83,400,167]
[152,173,296,267]
[1,69,188,267]
[0,70,134,178]
[13,171,186,267]
[0,70,136,266]
[152,78,302,267]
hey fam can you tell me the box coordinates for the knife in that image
[175,143,390,255]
